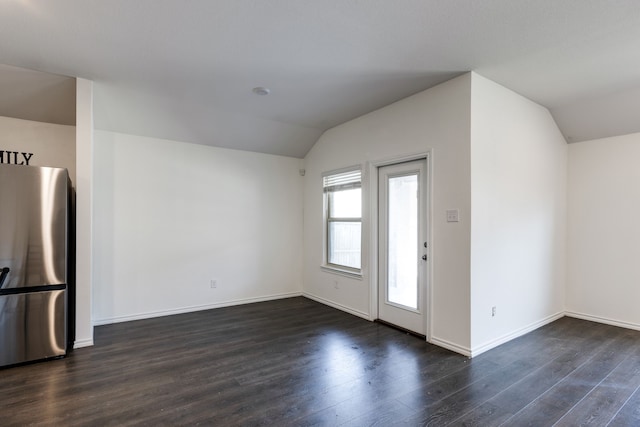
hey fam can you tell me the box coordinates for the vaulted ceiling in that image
[1,1,640,158]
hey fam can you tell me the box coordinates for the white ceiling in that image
[1,1,640,158]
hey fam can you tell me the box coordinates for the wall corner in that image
[75,78,94,347]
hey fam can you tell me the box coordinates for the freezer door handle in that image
[0,267,9,289]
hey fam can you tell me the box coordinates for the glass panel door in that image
[378,159,428,336]
[387,174,418,309]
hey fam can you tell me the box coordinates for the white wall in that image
[303,74,473,353]
[75,78,94,347]
[469,74,567,355]
[567,133,640,330]
[92,130,303,323]
[0,115,75,183]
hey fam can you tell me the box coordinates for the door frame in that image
[367,150,433,342]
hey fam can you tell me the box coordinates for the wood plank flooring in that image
[2,297,640,426]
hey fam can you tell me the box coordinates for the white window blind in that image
[323,170,361,192]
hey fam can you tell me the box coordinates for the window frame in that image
[322,167,363,277]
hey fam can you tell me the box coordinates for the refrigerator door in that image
[0,164,68,289]
[0,289,67,366]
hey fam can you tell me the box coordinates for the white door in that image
[378,159,428,336]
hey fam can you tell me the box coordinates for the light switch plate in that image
[446,209,459,222]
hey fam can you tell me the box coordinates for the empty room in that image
[1,1,640,425]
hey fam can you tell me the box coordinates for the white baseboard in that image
[468,311,565,358]
[433,311,638,358]
[430,336,472,357]
[303,292,371,321]
[303,294,472,358]
[93,292,303,326]
[565,311,640,331]
[73,338,94,349]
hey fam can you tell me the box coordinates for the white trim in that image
[369,151,433,168]
[565,311,640,332]
[73,338,94,349]
[92,292,302,326]
[427,151,434,342]
[368,161,379,323]
[303,292,371,321]
[320,265,363,280]
[367,150,433,341]
[469,311,565,358]
[322,164,364,275]
[430,336,472,357]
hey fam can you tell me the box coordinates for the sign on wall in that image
[0,150,34,165]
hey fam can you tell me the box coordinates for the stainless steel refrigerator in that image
[0,163,74,367]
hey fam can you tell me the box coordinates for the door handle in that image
[422,255,427,261]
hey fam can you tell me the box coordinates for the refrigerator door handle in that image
[0,267,9,289]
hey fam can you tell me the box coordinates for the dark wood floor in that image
[2,297,640,426]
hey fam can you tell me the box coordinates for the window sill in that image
[321,265,363,280]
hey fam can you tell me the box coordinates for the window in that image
[323,168,362,273]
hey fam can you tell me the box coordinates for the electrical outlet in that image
[334,280,339,289]
[492,306,496,317]
[210,279,217,289]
